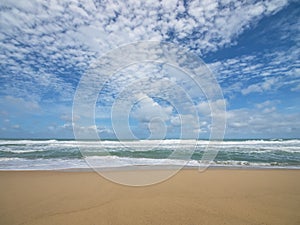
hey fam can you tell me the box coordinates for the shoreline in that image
[1,164,300,172]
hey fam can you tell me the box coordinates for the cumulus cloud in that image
[131,93,173,123]
[0,0,297,139]
[226,106,300,138]
[0,0,291,102]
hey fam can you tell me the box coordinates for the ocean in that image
[0,139,299,170]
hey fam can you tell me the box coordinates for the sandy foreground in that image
[0,169,299,225]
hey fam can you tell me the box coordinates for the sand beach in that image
[1,169,299,225]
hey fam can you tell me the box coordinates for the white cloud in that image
[291,83,300,92]
[241,77,278,95]
[12,124,20,129]
[0,0,291,103]
[255,100,278,109]
[131,93,172,123]
[0,0,297,139]
[197,99,227,118]
[226,109,300,138]
[208,44,299,97]
[0,96,41,113]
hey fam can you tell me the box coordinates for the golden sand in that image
[0,169,299,225]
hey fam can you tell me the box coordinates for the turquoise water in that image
[0,139,299,170]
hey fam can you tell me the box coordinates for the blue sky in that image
[0,0,299,139]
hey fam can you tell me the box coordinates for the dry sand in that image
[0,169,299,225]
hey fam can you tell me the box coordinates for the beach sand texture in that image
[0,169,299,225]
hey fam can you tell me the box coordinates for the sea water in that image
[0,139,299,170]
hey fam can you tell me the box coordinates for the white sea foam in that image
[0,156,299,171]
[0,139,299,170]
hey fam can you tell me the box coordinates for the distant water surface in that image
[0,139,299,170]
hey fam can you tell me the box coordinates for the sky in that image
[0,0,299,139]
